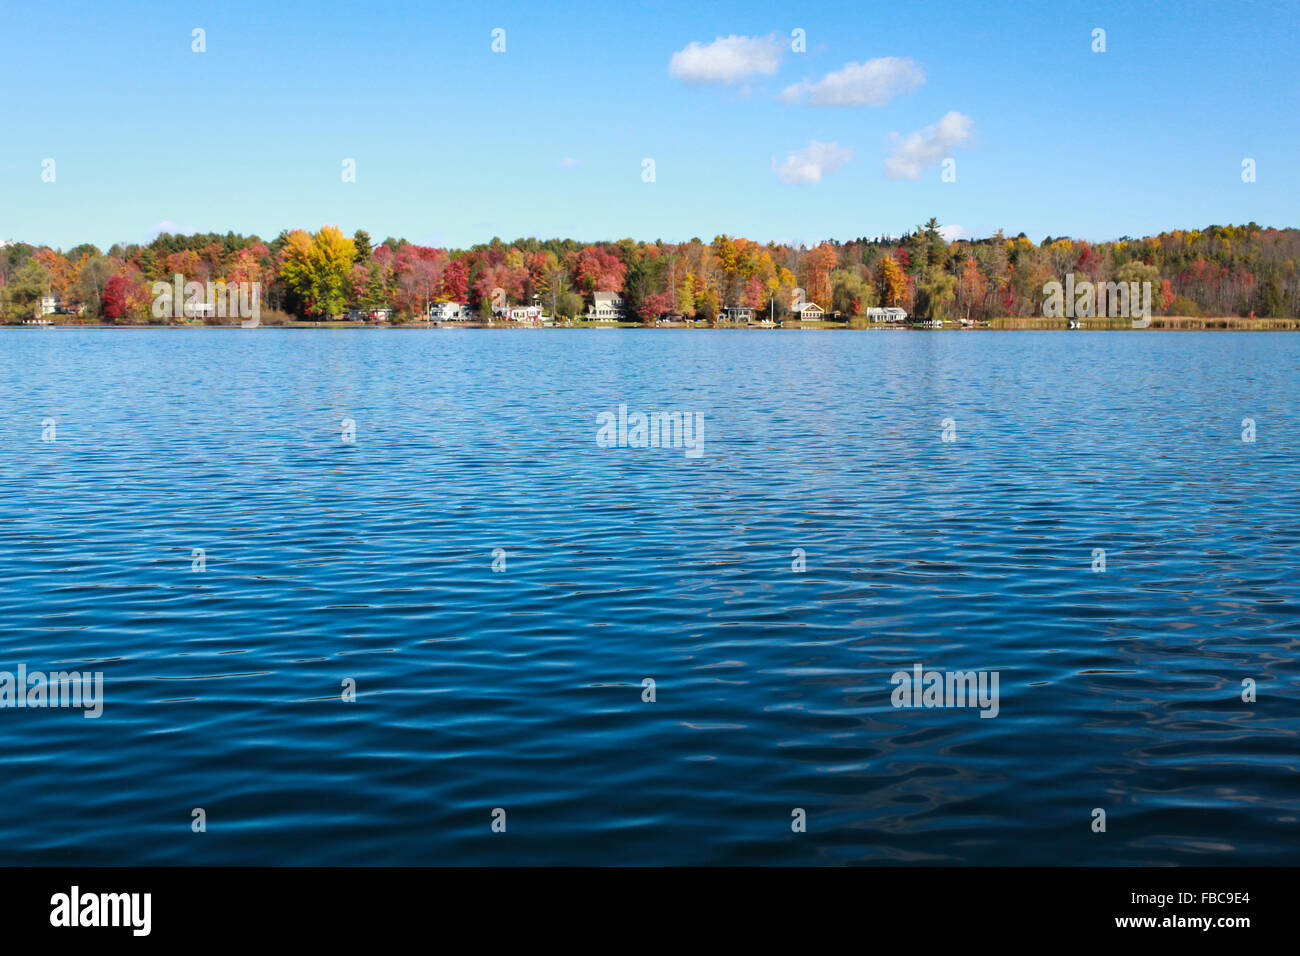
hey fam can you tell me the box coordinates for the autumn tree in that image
[876,254,906,308]
[279,226,357,318]
[800,242,838,309]
[101,271,149,322]
[956,257,987,321]
[571,245,626,294]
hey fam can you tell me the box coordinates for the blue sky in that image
[1,0,1297,250]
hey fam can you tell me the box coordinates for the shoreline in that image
[6,316,1299,332]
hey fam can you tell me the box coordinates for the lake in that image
[0,328,1296,864]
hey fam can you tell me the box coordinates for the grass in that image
[987,314,1300,330]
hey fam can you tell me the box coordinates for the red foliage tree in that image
[101,273,136,320]
[571,245,626,293]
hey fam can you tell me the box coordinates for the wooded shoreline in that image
[8,315,1299,331]
[4,223,1297,327]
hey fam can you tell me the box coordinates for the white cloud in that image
[781,57,924,107]
[669,34,784,84]
[146,220,195,239]
[938,225,966,241]
[771,140,853,185]
[558,157,580,168]
[884,111,975,179]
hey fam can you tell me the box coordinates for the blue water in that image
[0,329,1296,865]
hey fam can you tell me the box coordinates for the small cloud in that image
[938,225,966,242]
[781,57,924,107]
[558,157,581,168]
[771,140,853,185]
[146,220,195,240]
[884,111,974,180]
[669,34,783,85]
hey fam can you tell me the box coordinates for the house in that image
[719,306,754,322]
[495,304,544,324]
[792,302,826,320]
[429,301,471,322]
[347,307,393,322]
[656,312,684,324]
[866,307,908,323]
[584,291,625,321]
[38,296,58,317]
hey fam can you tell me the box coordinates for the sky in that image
[1,0,1297,251]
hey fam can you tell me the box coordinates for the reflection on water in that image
[0,329,1296,864]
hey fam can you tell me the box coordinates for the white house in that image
[495,304,544,324]
[719,306,755,322]
[793,302,826,320]
[429,301,471,321]
[584,291,625,321]
[866,307,908,323]
[38,295,58,317]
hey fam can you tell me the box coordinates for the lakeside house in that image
[429,301,472,322]
[347,307,393,322]
[494,304,545,324]
[584,291,625,321]
[39,295,58,317]
[719,306,754,322]
[792,302,826,320]
[866,307,908,323]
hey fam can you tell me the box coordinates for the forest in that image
[2,220,1296,323]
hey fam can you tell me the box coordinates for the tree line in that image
[2,219,1296,322]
